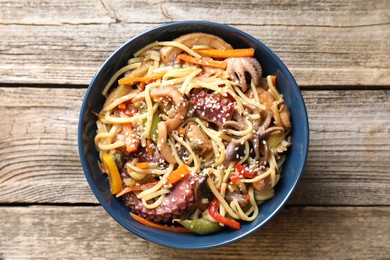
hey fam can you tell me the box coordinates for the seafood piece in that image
[150,85,188,163]
[190,89,236,127]
[122,174,209,223]
[226,57,262,92]
[186,122,212,156]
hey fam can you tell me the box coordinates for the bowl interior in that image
[78,21,309,250]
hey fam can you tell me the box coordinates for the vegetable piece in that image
[135,162,149,169]
[102,154,123,195]
[167,164,190,185]
[195,48,255,58]
[118,103,135,117]
[103,84,132,110]
[235,164,256,178]
[209,197,240,230]
[178,127,186,137]
[266,131,286,148]
[118,72,166,85]
[270,75,277,86]
[146,139,154,155]
[231,164,256,183]
[179,218,222,235]
[130,213,191,233]
[150,109,161,143]
[122,123,139,153]
[177,54,227,70]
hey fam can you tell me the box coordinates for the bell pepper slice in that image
[208,197,240,230]
[231,164,256,183]
[179,218,222,235]
[102,153,123,194]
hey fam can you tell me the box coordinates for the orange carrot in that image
[178,127,186,137]
[138,81,146,91]
[195,48,255,58]
[117,103,126,110]
[122,123,139,153]
[270,75,277,86]
[146,139,154,155]
[130,213,191,233]
[118,72,166,85]
[177,54,227,70]
[167,164,189,185]
[116,181,159,197]
[136,162,150,169]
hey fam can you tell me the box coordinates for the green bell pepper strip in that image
[179,218,222,235]
[149,109,161,143]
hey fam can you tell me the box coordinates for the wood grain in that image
[0,87,389,205]
[0,206,388,259]
[0,0,389,86]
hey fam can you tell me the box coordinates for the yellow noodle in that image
[241,165,275,183]
[134,41,201,59]
[126,163,169,176]
[97,141,125,151]
[234,86,266,111]
[267,75,282,101]
[141,194,166,209]
[102,63,141,96]
[137,164,174,199]
[195,119,225,166]
[172,133,201,172]
[103,112,148,124]
[103,91,139,112]
[206,177,239,219]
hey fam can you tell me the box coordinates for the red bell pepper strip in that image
[208,197,240,230]
[231,164,256,183]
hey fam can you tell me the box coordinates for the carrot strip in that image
[130,213,191,233]
[178,127,186,137]
[195,48,255,58]
[136,162,150,169]
[116,181,159,197]
[177,54,227,70]
[270,75,277,86]
[167,164,190,185]
[122,123,139,153]
[118,72,166,85]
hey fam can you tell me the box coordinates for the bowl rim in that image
[78,20,309,250]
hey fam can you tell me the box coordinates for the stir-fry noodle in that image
[95,33,291,234]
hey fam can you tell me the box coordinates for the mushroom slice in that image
[160,33,233,65]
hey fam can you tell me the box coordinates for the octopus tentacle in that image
[123,174,205,223]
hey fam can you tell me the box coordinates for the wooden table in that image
[1,1,389,259]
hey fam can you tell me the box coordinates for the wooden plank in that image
[2,0,388,27]
[0,0,389,86]
[0,87,389,205]
[0,206,389,259]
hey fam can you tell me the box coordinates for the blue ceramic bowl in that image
[78,21,309,250]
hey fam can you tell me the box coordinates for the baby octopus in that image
[226,57,262,92]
